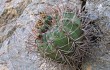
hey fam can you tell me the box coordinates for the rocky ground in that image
[0,0,110,70]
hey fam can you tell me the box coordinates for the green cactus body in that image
[62,12,83,40]
[37,27,73,62]
[37,15,53,33]
[44,16,52,25]
[36,12,84,63]
[40,24,49,33]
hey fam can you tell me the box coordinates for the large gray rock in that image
[82,0,110,70]
[0,0,110,70]
[0,0,74,70]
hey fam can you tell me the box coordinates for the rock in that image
[0,0,110,70]
[0,0,78,70]
[0,64,9,70]
[82,0,110,70]
[0,0,32,26]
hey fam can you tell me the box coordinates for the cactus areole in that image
[35,12,84,63]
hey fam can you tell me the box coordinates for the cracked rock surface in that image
[0,0,73,70]
[82,0,110,70]
[0,0,110,70]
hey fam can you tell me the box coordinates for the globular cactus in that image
[35,11,84,64]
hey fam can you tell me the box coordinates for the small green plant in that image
[35,11,84,65]
[29,2,101,70]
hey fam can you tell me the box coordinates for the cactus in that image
[35,13,53,33]
[35,11,84,64]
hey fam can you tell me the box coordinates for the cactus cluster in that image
[35,11,84,67]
